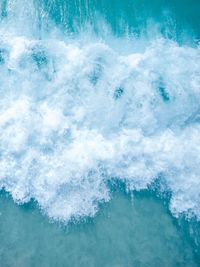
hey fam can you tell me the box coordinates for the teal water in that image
[0,0,200,266]
[37,0,200,40]
[0,189,200,267]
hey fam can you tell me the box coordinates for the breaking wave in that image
[0,0,200,222]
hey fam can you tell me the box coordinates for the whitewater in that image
[0,0,200,224]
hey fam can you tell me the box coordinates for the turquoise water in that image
[37,0,200,40]
[0,189,200,267]
[0,0,200,266]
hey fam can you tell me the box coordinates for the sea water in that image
[0,0,200,266]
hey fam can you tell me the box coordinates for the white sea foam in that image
[0,1,200,222]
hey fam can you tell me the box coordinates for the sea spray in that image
[0,0,200,223]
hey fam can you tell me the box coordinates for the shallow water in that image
[0,0,200,266]
[0,189,199,267]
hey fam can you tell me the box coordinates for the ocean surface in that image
[0,0,200,266]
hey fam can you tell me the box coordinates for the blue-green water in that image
[37,0,200,40]
[0,189,200,267]
[0,0,200,266]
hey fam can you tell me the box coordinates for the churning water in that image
[0,0,200,266]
